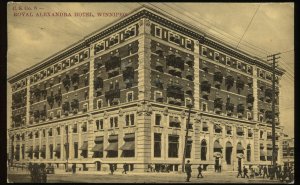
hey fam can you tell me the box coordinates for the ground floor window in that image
[154,133,161,157]
[201,140,207,161]
[168,135,179,158]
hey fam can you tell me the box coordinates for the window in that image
[259,114,264,122]
[247,144,251,162]
[201,140,207,161]
[57,110,61,118]
[185,98,192,107]
[155,91,163,102]
[168,135,179,158]
[186,39,192,49]
[97,99,102,109]
[247,112,252,120]
[155,26,162,38]
[74,142,78,158]
[125,114,135,126]
[127,91,133,102]
[260,131,264,139]
[95,42,105,53]
[226,57,231,65]
[169,116,180,128]
[201,102,208,112]
[153,133,161,158]
[48,128,53,136]
[81,122,87,132]
[202,46,207,56]
[96,119,103,130]
[237,61,242,69]
[186,137,192,158]
[155,114,161,126]
[49,144,53,159]
[214,52,220,61]
[73,124,77,133]
[35,131,39,138]
[110,116,118,128]
[83,103,88,112]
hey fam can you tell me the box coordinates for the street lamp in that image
[182,102,193,172]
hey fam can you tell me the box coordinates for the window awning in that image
[95,136,104,142]
[54,145,61,152]
[25,146,33,153]
[267,150,272,157]
[33,146,39,153]
[187,137,193,142]
[226,126,232,131]
[248,129,253,135]
[40,145,46,153]
[108,135,118,142]
[237,143,244,151]
[124,133,135,140]
[237,127,244,133]
[203,122,208,129]
[156,62,163,67]
[260,143,264,149]
[105,142,118,151]
[214,141,223,149]
[156,93,163,99]
[260,150,266,157]
[214,124,222,130]
[170,117,176,123]
[91,144,103,152]
[226,142,233,148]
[120,141,135,150]
[267,144,272,149]
[174,117,180,123]
[79,142,88,150]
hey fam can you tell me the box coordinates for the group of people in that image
[185,160,204,182]
[147,163,171,173]
[237,166,251,178]
[109,163,130,175]
[28,163,47,183]
[258,164,294,182]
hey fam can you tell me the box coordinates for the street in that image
[7,168,284,183]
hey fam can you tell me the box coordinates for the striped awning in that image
[40,145,46,153]
[105,142,118,151]
[108,135,118,142]
[25,146,33,153]
[33,146,39,153]
[124,133,135,140]
[79,142,88,150]
[95,136,104,142]
[237,143,244,151]
[214,124,222,130]
[267,150,272,157]
[202,122,208,129]
[91,144,103,152]
[120,141,135,150]
[267,144,272,149]
[214,141,223,149]
[54,145,61,152]
[260,150,266,156]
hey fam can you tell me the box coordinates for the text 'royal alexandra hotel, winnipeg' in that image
[8,6,285,172]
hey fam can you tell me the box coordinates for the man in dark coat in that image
[109,163,114,175]
[185,160,192,182]
[122,163,128,174]
[40,163,47,183]
[72,164,76,174]
[237,166,243,178]
[243,166,249,179]
[263,166,268,178]
[197,164,203,178]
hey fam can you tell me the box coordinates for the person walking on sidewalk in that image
[122,163,128,174]
[263,166,268,178]
[72,164,76,174]
[237,166,243,178]
[197,164,203,178]
[109,164,114,175]
[185,160,192,182]
[243,166,249,179]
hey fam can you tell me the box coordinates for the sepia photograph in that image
[6,2,294,183]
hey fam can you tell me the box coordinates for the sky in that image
[7,3,294,137]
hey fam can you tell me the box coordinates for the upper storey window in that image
[95,42,105,54]
[186,39,192,50]
[109,35,119,47]
[202,46,207,56]
[155,26,162,38]
[169,32,180,45]
[124,26,136,40]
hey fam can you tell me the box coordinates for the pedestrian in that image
[249,167,255,179]
[72,164,76,174]
[32,163,40,183]
[109,163,114,175]
[237,166,243,178]
[185,160,192,182]
[28,162,33,181]
[122,163,127,174]
[219,165,222,172]
[263,166,268,178]
[197,164,203,178]
[147,163,153,172]
[215,164,218,172]
[243,166,249,179]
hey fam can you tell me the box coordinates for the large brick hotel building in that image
[8,6,285,172]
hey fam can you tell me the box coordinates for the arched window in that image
[225,141,233,164]
[247,144,251,162]
[201,140,207,161]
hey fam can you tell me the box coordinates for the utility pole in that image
[267,53,280,172]
[182,104,192,172]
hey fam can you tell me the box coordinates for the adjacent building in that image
[8,6,286,172]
